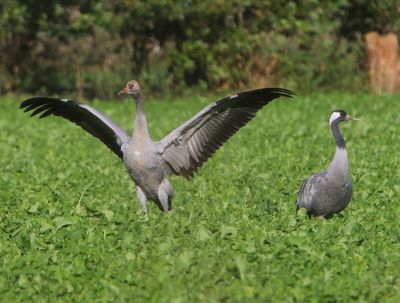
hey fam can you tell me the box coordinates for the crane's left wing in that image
[20,97,130,159]
[156,88,294,179]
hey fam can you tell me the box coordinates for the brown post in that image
[365,32,399,94]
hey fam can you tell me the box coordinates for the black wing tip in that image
[262,87,296,98]
[233,87,295,100]
[20,97,52,109]
[20,97,38,109]
[20,97,76,109]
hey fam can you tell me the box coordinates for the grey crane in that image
[20,80,294,213]
[296,109,359,217]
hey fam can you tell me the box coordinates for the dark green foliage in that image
[124,0,367,91]
[0,1,399,96]
[340,0,400,36]
[1,92,399,301]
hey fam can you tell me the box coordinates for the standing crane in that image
[297,109,359,217]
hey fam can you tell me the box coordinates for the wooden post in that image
[365,32,399,94]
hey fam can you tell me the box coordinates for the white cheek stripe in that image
[329,112,341,125]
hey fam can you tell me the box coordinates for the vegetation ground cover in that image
[0,92,399,302]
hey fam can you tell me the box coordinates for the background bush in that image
[0,0,399,98]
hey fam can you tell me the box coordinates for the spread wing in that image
[20,97,130,159]
[156,88,294,179]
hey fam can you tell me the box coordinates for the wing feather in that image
[20,97,130,159]
[156,87,294,179]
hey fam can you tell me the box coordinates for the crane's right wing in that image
[156,88,294,179]
[20,97,130,159]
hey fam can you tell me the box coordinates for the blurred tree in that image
[0,0,399,97]
[0,0,129,97]
[119,0,363,91]
[340,0,400,36]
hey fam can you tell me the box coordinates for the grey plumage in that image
[157,87,293,179]
[20,98,130,158]
[21,80,294,213]
[296,109,358,217]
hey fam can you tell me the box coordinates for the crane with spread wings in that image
[21,80,294,213]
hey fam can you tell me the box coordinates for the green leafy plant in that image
[0,92,399,301]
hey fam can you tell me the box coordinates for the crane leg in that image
[136,186,148,214]
[161,178,174,198]
[157,178,173,212]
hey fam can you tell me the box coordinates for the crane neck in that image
[331,121,345,149]
[132,94,151,144]
[328,121,348,179]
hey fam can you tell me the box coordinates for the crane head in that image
[329,109,359,125]
[118,80,141,98]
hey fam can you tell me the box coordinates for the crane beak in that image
[346,115,360,121]
[117,87,128,96]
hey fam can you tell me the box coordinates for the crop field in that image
[0,92,399,302]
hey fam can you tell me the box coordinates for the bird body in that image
[21,80,294,213]
[123,134,173,212]
[297,110,357,217]
[297,169,352,217]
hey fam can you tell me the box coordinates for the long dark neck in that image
[331,121,345,149]
[132,94,151,143]
[328,121,348,178]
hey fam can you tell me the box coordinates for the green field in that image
[0,92,399,302]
